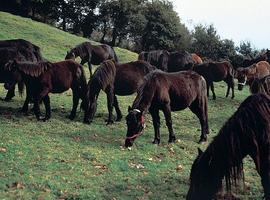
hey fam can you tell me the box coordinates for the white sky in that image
[171,0,270,49]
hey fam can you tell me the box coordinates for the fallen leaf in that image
[7,182,25,189]
[0,147,7,153]
[176,164,183,171]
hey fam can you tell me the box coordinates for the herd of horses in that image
[1,39,270,199]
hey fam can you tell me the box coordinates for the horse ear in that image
[197,148,203,156]
[128,106,132,112]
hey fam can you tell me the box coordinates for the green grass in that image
[0,11,264,199]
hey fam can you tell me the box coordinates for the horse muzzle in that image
[238,83,244,91]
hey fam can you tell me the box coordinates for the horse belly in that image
[169,93,193,111]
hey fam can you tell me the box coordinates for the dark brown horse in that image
[193,61,235,100]
[83,60,156,124]
[242,53,268,68]
[187,94,270,200]
[250,75,270,96]
[138,50,194,72]
[237,61,270,90]
[0,39,43,101]
[5,60,87,121]
[138,50,169,71]
[65,42,118,77]
[125,70,209,147]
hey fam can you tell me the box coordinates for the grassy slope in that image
[0,12,263,199]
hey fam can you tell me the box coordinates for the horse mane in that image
[15,61,52,77]
[132,70,163,110]
[90,60,116,91]
[71,42,92,57]
[206,94,270,192]
[250,75,270,95]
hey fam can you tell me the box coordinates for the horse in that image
[125,70,209,147]
[83,60,156,124]
[4,60,87,121]
[250,75,270,96]
[242,53,268,68]
[65,42,118,77]
[191,53,203,65]
[138,50,194,72]
[0,39,43,101]
[193,61,235,100]
[187,93,270,200]
[138,50,169,71]
[237,61,270,90]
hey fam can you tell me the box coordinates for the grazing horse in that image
[250,75,270,96]
[5,60,87,121]
[237,61,270,90]
[187,94,270,200]
[138,50,169,71]
[191,53,203,65]
[83,60,156,124]
[193,61,235,100]
[125,70,209,147]
[65,42,118,77]
[0,39,43,101]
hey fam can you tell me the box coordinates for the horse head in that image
[236,68,247,90]
[187,148,218,200]
[3,60,22,92]
[65,51,76,60]
[125,106,145,147]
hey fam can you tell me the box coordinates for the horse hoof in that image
[198,138,207,144]
[168,136,176,143]
[116,116,122,122]
[83,119,92,124]
[152,139,160,144]
[68,115,75,120]
[106,121,114,125]
[231,96,235,99]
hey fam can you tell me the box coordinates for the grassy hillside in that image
[0,12,264,199]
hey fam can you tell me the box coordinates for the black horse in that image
[138,50,194,72]
[5,60,87,121]
[125,70,209,147]
[83,60,155,124]
[0,39,43,101]
[65,42,118,77]
[187,94,270,200]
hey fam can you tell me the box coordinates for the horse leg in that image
[68,88,80,120]
[43,95,51,120]
[88,62,93,77]
[258,155,270,199]
[113,95,122,121]
[34,88,50,121]
[105,86,114,125]
[4,85,15,101]
[189,98,209,143]
[210,82,216,100]
[229,76,235,99]
[206,82,210,97]
[149,106,161,144]
[20,87,31,113]
[162,104,176,143]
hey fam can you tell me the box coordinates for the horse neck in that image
[132,83,156,113]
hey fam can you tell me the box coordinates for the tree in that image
[139,0,187,51]
[236,41,259,58]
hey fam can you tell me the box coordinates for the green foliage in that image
[140,0,187,51]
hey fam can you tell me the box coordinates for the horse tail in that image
[112,47,119,63]
[77,64,88,111]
